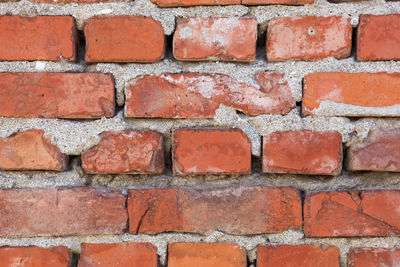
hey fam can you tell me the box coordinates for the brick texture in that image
[0,16,76,61]
[0,72,115,119]
[243,0,313,4]
[128,186,302,235]
[349,248,400,267]
[149,0,239,7]
[81,131,164,174]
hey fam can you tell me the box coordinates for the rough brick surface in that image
[303,72,400,117]
[0,188,127,237]
[168,243,246,267]
[267,16,352,61]
[0,16,76,61]
[263,130,342,175]
[0,246,71,267]
[128,186,302,235]
[78,243,157,267]
[257,245,340,267]
[304,190,400,237]
[349,248,400,267]
[81,131,164,174]
[149,0,239,7]
[358,15,400,61]
[84,16,164,63]
[0,130,68,171]
[0,73,115,119]
[173,17,257,62]
[347,129,400,172]
[125,72,295,118]
[243,0,313,4]
[172,129,251,175]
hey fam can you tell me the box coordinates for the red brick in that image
[0,73,115,119]
[0,188,127,237]
[128,186,302,235]
[303,72,400,117]
[358,15,400,61]
[304,190,400,237]
[173,17,257,62]
[81,131,164,174]
[263,130,342,175]
[168,243,246,267]
[125,72,295,118]
[149,0,239,7]
[0,130,67,171]
[172,129,251,175]
[0,16,76,61]
[0,246,71,267]
[78,243,157,267]
[267,16,352,61]
[243,0,313,4]
[349,248,400,267]
[84,16,164,63]
[347,129,400,171]
[257,245,340,267]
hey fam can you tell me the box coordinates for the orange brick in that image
[263,131,342,175]
[303,72,400,117]
[0,130,67,171]
[81,131,164,174]
[258,245,339,267]
[78,243,157,267]
[128,186,302,235]
[84,16,164,63]
[172,129,251,175]
[173,17,257,62]
[149,0,239,7]
[168,243,246,267]
[0,246,71,267]
[267,16,351,61]
[0,16,76,61]
[243,0,313,4]
[0,73,115,119]
[349,248,400,267]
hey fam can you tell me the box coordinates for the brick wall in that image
[1,0,400,266]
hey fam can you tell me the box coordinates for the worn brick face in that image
[149,0,239,7]
[168,243,246,267]
[173,17,257,62]
[0,246,71,267]
[303,72,400,117]
[263,130,342,175]
[0,16,76,61]
[125,73,295,118]
[349,248,400,267]
[78,243,157,267]
[172,129,251,175]
[0,130,67,171]
[257,245,340,267]
[82,131,164,174]
[128,186,302,235]
[0,188,127,237]
[267,16,352,61]
[304,190,400,237]
[243,0,313,4]
[84,16,165,63]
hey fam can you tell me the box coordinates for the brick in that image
[81,131,164,174]
[347,129,400,171]
[267,16,352,61]
[128,186,302,235]
[0,73,115,119]
[78,243,157,267]
[303,72,400,117]
[243,0,313,4]
[84,16,164,63]
[304,190,400,237]
[172,129,251,175]
[0,246,71,267]
[258,245,340,267]
[149,0,239,7]
[0,188,127,237]
[125,72,295,118]
[168,243,246,267]
[173,17,257,62]
[263,130,342,175]
[0,16,76,61]
[0,130,68,171]
[349,248,400,267]
[358,15,400,61]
